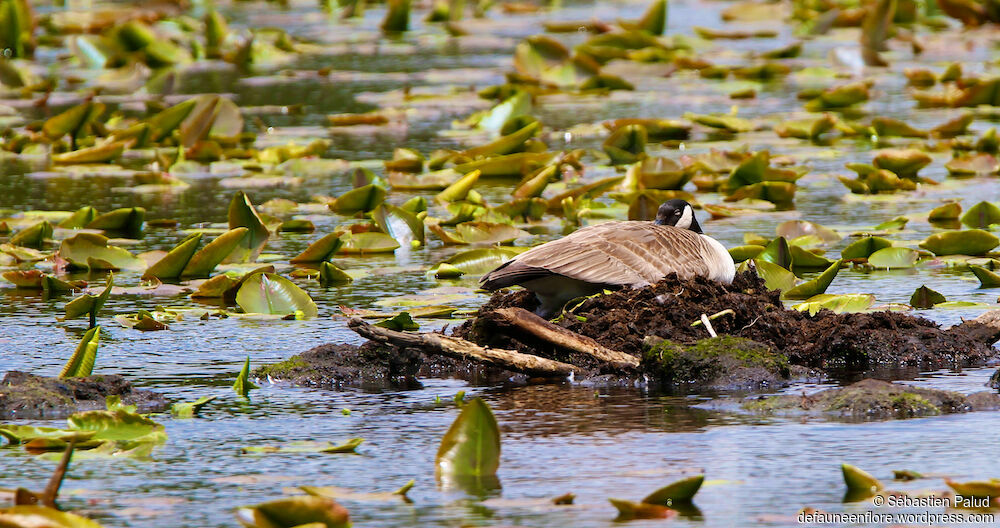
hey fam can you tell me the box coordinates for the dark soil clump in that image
[739,378,1000,420]
[459,272,996,371]
[254,341,523,389]
[0,371,168,419]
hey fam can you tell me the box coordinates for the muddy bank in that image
[0,371,169,419]
[459,272,997,370]
[265,272,1000,391]
[253,342,527,389]
[735,379,1000,421]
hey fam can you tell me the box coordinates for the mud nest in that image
[457,272,996,370]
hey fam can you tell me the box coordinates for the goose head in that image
[654,199,702,234]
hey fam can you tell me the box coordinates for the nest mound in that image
[460,272,995,370]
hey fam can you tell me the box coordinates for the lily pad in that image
[59,326,101,379]
[960,201,1000,228]
[235,496,350,528]
[236,273,318,318]
[782,260,841,299]
[436,398,501,480]
[919,229,999,256]
[794,294,875,315]
[867,247,918,269]
[910,285,946,308]
[641,475,704,504]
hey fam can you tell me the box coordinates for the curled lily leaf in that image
[910,285,946,309]
[59,326,101,379]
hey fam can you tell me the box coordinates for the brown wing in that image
[480,222,717,290]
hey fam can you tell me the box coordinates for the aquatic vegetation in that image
[435,397,500,484]
[58,326,100,379]
[4,0,1000,524]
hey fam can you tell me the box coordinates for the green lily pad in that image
[9,220,52,249]
[226,191,270,263]
[233,356,258,397]
[171,395,218,418]
[946,154,1000,177]
[373,312,419,331]
[319,262,353,286]
[603,124,647,165]
[841,236,893,260]
[867,247,918,269]
[960,201,1000,228]
[910,285,946,309]
[641,475,704,504]
[431,247,524,275]
[372,204,424,246]
[182,228,249,277]
[0,506,107,528]
[236,273,318,318]
[919,229,999,256]
[241,438,364,455]
[842,463,883,497]
[745,258,796,292]
[329,184,387,215]
[928,202,961,221]
[143,233,202,280]
[970,265,1000,288]
[338,232,400,254]
[86,207,145,236]
[234,496,350,528]
[59,325,101,379]
[436,398,500,480]
[67,409,166,443]
[290,233,344,263]
[782,260,842,300]
[63,275,113,327]
[436,170,481,203]
[794,294,875,315]
[758,237,792,269]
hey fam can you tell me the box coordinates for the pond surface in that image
[3,0,1000,526]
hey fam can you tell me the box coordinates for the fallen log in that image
[347,318,576,377]
[485,308,640,371]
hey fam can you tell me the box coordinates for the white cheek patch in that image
[677,205,693,230]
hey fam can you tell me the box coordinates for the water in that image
[2,0,1000,526]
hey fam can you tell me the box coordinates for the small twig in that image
[42,438,75,508]
[700,314,717,338]
[739,315,763,332]
[691,309,735,327]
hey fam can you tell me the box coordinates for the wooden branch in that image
[950,309,1000,345]
[486,308,640,370]
[347,318,575,377]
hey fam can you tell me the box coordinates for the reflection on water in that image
[3,0,1000,526]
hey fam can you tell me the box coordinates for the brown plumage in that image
[480,220,735,316]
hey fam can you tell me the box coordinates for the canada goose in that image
[480,199,735,317]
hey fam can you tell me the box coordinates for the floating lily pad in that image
[641,475,704,504]
[59,326,101,379]
[794,294,875,315]
[236,273,318,318]
[235,496,350,528]
[841,236,893,260]
[910,285,946,308]
[290,233,344,263]
[842,463,883,498]
[919,229,999,256]
[867,247,918,269]
[436,398,500,480]
[960,201,1000,228]
[782,260,842,299]
[338,232,400,254]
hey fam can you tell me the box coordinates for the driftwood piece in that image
[487,308,640,370]
[347,318,575,377]
[951,309,1000,346]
